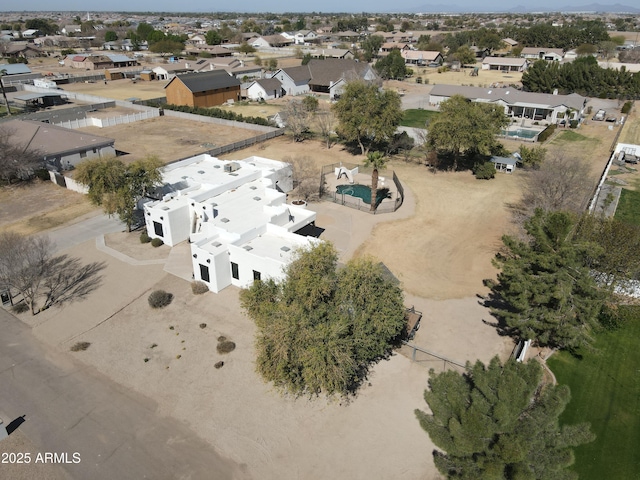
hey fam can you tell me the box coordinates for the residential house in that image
[308,48,354,60]
[143,154,318,293]
[481,56,528,72]
[64,54,138,70]
[251,34,293,48]
[502,38,519,49]
[164,69,241,107]
[521,47,564,61]
[1,119,115,171]
[61,24,81,36]
[21,29,41,39]
[429,84,586,124]
[401,50,443,66]
[246,77,283,100]
[188,45,234,57]
[2,42,45,59]
[187,34,207,46]
[294,30,318,45]
[152,62,197,80]
[273,58,377,98]
[379,42,410,55]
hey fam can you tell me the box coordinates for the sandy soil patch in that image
[79,116,263,163]
[104,231,171,261]
[0,180,99,235]
[60,77,169,101]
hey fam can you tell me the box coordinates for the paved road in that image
[42,213,125,254]
[0,309,247,480]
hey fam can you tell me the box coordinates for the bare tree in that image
[0,232,105,314]
[285,155,320,202]
[519,151,592,217]
[0,125,44,183]
[284,100,312,142]
[0,232,54,314]
[315,106,336,149]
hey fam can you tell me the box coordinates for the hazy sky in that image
[0,0,636,14]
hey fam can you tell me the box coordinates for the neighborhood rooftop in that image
[429,84,586,111]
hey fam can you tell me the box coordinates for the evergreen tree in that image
[487,210,604,352]
[416,357,595,480]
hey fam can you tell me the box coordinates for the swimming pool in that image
[501,128,540,139]
[336,184,390,206]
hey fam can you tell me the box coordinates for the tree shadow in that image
[478,287,521,341]
[41,256,107,311]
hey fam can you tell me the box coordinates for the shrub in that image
[148,290,173,308]
[151,237,164,247]
[191,281,209,295]
[70,341,91,352]
[569,120,579,129]
[473,161,496,180]
[34,168,50,181]
[621,101,633,115]
[416,76,422,84]
[11,303,29,314]
[214,361,224,369]
[140,232,151,243]
[537,124,556,143]
[217,340,236,354]
[199,323,207,329]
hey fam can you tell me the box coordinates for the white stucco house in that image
[143,154,318,293]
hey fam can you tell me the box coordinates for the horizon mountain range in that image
[402,2,640,13]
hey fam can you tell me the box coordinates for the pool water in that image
[501,128,540,139]
[336,184,390,206]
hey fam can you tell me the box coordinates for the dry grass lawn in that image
[79,115,263,163]
[0,180,98,235]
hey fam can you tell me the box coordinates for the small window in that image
[199,264,210,282]
[231,262,239,280]
[153,221,163,237]
[253,270,261,281]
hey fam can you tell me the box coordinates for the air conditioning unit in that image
[224,162,241,173]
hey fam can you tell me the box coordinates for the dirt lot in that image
[60,76,169,101]
[0,180,98,235]
[79,115,264,163]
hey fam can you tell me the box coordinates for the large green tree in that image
[333,80,402,156]
[240,242,406,397]
[75,156,163,232]
[374,49,407,80]
[416,356,595,480]
[428,95,507,166]
[487,210,605,352]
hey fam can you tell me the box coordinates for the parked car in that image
[593,109,606,121]
[606,116,616,123]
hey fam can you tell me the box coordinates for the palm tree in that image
[364,151,388,212]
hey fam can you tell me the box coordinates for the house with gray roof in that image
[273,59,377,98]
[429,84,586,124]
[482,56,528,72]
[246,77,283,100]
[1,119,115,172]
[521,47,564,62]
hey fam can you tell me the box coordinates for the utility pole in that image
[0,70,12,116]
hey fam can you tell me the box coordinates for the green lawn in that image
[551,130,599,145]
[548,309,640,480]
[400,109,440,128]
[614,188,640,226]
